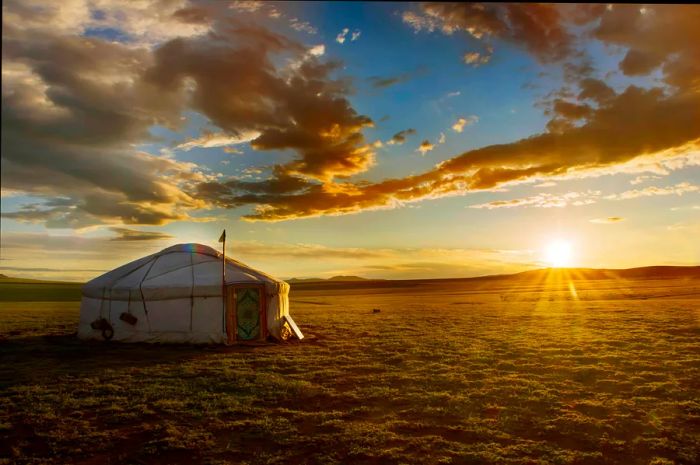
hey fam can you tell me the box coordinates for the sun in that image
[545,239,573,268]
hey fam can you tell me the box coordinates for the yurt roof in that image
[82,243,287,300]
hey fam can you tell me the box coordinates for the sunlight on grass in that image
[1,276,699,464]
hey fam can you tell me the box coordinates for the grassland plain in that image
[1,273,699,465]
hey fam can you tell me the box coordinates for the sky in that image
[1,1,699,282]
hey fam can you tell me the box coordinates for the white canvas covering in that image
[78,243,302,343]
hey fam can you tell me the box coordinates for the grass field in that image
[1,271,699,464]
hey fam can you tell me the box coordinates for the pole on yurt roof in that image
[219,229,226,335]
[219,229,226,282]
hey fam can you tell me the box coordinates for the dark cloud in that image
[577,78,615,104]
[403,3,581,63]
[3,2,699,229]
[367,66,427,89]
[417,140,435,155]
[1,2,206,228]
[368,75,409,89]
[146,25,374,182]
[387,128,417,145]
[2,0,376,229]
[593,5,700,90]
[109,228,175,241]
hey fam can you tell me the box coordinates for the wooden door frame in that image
[226,283,267,344]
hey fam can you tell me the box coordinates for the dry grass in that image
[1,272,699,464]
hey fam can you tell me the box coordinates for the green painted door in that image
[236,288,261,340]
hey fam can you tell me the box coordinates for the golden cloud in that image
[452,116,478,133]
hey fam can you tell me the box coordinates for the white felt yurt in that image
[78,243,302,344]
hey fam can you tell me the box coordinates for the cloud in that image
[368,76,407,89]
[4,2,699,229]
[387,128,417,145]
[630,175,661,185]
[232,241,387,260]
[0,231,172,280]
[146,24,375,183]
[336,28,349,43]
[0,266,107,274]
[336,28,360,44]
[469,182,700,212]
[469,191,601,210]
[1,1,214,228]
[109,227,174,241]
[590,217,625,224]
[666,221,700,233]
[670,205,700,211]
[400,4,700,88]
[452,116,479,133]
[196,80,700,221]
[175,130,261,151]
[0,231,537,281]
[417,140,434,155]
[463,51,491,67]
[402,3,590,63]
[367,66,427,89]
[229,1,264,13]
[231,241,537,279]
[606,182,699,200]
[3,1,382,230]
[308,44,325,56]
[593,5,700,90]
[289,17,317,34]
[368,74,408,89]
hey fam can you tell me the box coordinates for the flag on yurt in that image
[218,230,226,243]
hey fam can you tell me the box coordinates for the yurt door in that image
[226,284,266,343]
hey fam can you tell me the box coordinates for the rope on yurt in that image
[139,256,158,332]
[99,286,107,320]
[189,250,195,331]
[143,260,207,282]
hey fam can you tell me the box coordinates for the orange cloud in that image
[204,82,699,221]
[417,140,434,155]
[463,51,491,67]
[198,4,700,221]
[4,2,699,230]
[452,116,478,133]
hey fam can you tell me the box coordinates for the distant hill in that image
[288,275,372,283]
[287,277,324,283]
[509,266,700,281]
[288,265,700,291]
[3,265,698,293]
[0,275,81,285]
[327,275,373,282]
